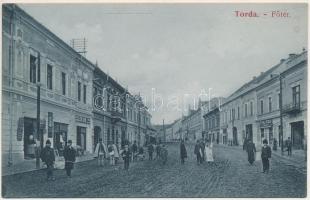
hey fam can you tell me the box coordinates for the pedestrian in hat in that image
[246,139,256,165]
[40,139,55,181]
[63,140,76,177]
[121,144,131,170]
[261,139,272,173]
[180,140,187,164]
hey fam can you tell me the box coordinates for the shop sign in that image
[260,119,273,128]
[75,115,91,124]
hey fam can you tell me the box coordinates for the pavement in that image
[2,143,306,198]
[2,153,96,176]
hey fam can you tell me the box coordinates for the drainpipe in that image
[8,5,15,167]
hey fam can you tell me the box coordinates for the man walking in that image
[132,141,138,161]
[261,139,272,173]
[180,140,187,164]
[148,143,154,160]
[285,137,292,156]
[63,140,76,177]
[121,144,131,170]
[246,139,256,165]
[194,140,202,165]
[40,140,55,181]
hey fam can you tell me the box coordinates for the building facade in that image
[2,5,94,164]
[220,51,307,150]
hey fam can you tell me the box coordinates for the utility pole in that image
[36,53,42,169]
[279,74,284,155]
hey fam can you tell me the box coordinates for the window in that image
[83,85,87,104]
[250,101,253,116]
[245,103,248,117]
[260,100,264,114]
[268,97,272,112]
[237,107,240,119]
[46,64,53,90]
[232,108,235,120]
[61,72,66,95]
[78,81,81,101]
[292,85,300,105]
[30,55,37,83]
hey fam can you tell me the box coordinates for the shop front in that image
[259,119,273,145]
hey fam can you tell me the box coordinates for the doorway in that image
[245,124,253,142]
[291,121,304,149]
[77,126,86,150]
[233,127,238,145]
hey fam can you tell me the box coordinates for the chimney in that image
[280,58,286,63]
[289,53,297,58]
[252,76,256,80]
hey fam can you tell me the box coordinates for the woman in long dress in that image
[205,142,214,163]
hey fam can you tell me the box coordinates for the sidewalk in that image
[218,144,307,174]
[2,153,95,176]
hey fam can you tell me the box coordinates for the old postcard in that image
[1,2,307,198]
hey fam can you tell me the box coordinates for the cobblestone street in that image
[2,143,306,198]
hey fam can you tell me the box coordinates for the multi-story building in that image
[203,106,220,143]
[93,66,152,149]
[2,4,94,164]
[171,119,182,141]
[220,51,307,150]
[281,52,307,150]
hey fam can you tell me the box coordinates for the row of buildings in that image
[2,4,154,165]
[165,51,307,151]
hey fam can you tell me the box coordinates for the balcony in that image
[282,102,302,114]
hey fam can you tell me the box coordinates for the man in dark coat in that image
[200,139,206,162]
[285,137,292,156]
[63,140,76,177]
[132,141,138,161]
[246,139,256,165]
[160,144,168,165]
[121,145,131,170]
[180,140,187,164]
[40,140,55,181]
[148,143,154,160]
[156,143,161,159]
[194,140,202,165]
[261,139,272,173]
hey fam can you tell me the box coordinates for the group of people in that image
[40,139,76,181]
[244,136,294,173]
[194,139,214,165]
[147,143,168,165]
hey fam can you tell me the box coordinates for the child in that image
[261,139,272,173]
[121,145,131,170]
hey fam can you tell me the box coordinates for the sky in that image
[19,3,307,124]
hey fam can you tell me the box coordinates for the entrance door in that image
[94,126,101,151]
[23,117,36,159]
[233,127,238,145]
[291,121,304,149]
[216,132,220,144]
[245,124,253,142]
[77,126,86,150]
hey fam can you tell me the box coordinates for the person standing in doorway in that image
[285,137,292,156]
[40,140,55,181]
[261,139,272,173]
[94,138,107,166]
[63,140,76,177]
[180,140,187,164]
[246,139,256,165]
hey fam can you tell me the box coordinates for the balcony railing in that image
[282,102,302,114]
